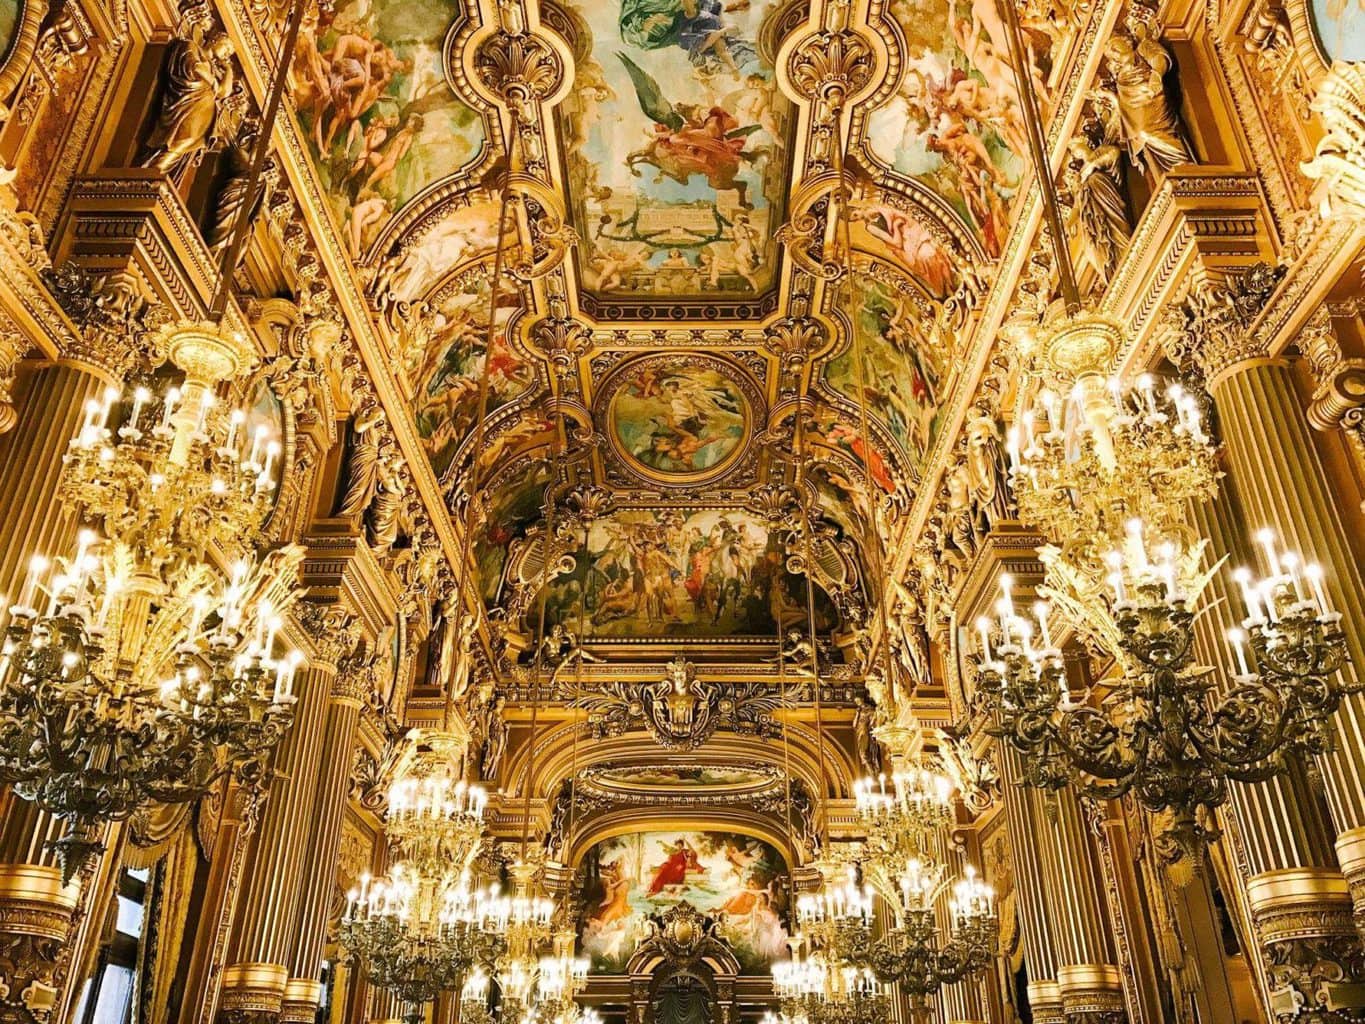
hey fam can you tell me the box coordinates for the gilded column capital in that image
[289,602,361,674]
[1299,308,1365,458]
[1158,262,1287,388]
[0,865,78,1024]
[1303,62,1365,221]
[331,644,380,708]
[39,264,164,379]
[1246,869,1365,1021]
[1026,980,1065,1024]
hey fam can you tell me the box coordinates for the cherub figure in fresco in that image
[723,72,783,154]
[618,54,760,206]
[620,0,756,77]
[588,246,649,291]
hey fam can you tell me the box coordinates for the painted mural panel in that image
[558,0,791,298]
[542,509,836,637]
[865,0,1037,257]
[608,361,749,478]
[577,830,790,973]
[292,0,487,257]
[411,273,532,478]
[0,0,20,61]
[824,275,946,462]
[475,460,551,603]
[1311,0,1365,60]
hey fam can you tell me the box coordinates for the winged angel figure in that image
[619,52,761,207]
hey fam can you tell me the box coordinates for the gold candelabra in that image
[974,527,1354,863]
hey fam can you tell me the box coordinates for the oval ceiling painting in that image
[603,355,753,483]
[584,764,781,796]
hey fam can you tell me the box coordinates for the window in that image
[72,867,149,1024]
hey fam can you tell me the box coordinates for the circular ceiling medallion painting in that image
[601,354,758,485]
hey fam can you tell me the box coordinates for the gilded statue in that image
[143,28,240,177]
[852,696,883,775]
[1103,4,1194,175]
[963,408,1014,530]
[1063,93,1131,285]
[338,401,387,520]
[479,696,508,780]
[206,133,276,263]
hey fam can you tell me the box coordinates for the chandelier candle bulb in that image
[1228,628,1252,677]
[1305,563,1330,616]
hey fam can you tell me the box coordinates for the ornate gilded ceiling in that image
[268,0,1093,654]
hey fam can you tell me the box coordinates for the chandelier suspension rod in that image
[831,112,901,712]
[566,513,588,860]
[773,546,798,906]
[788,350,830,853]
[997,0,1082,313]
[208,0,307,322]
[444,138,517,727]
[522,372,568,863]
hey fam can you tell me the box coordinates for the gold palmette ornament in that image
[0,322,305,880]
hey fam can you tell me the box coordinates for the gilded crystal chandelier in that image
[341,749,505,1023]
[0,324,303,879]
[0,0,316,880]
[852,763,996,1020]
[974,527,1353,861]
[772,865,887,1024]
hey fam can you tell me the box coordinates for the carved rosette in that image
[1303,62,1365,221]
[1247,869,1365,1022]
[0,866,78,1024]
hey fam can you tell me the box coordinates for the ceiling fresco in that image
[268,0,1070,660]
[553,0,792,303]
[540,508,840,638]
[860,0,1054,258]
[291,0,489,259]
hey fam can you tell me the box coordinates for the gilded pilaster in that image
[1168,295,1365,1012]
[283,656,370,1012]
[220,604,360,1022]
[1033,788,1127,1023]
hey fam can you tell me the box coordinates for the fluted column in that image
[998,747,1063,1024]
[935,844,988,1024]
[1185,488,1347,1018]
[1189,335,1365,1014]
[220,604,359,1022]
[0,364,109,865]
[282,667,367,1022]
[1031,786,1127,1022]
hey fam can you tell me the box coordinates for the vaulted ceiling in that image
[282,0,1083,659]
